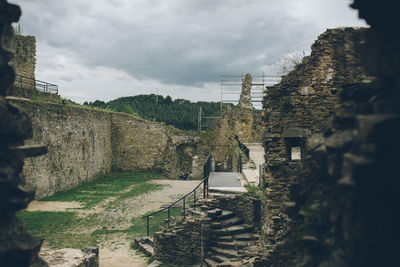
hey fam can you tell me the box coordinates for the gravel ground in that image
[28,179,201,267]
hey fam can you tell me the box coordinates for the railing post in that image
[146,216,149,236]
[168,207,170,227]
[206,178,209,198]
[194,190,196,204]
[203,180,206,199]
[183,197,186,219]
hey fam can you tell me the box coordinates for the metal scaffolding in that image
[198,73,281,131]
[220,73,281,110]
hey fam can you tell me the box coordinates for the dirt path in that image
[97,180,200,267]
[33,180,200,267]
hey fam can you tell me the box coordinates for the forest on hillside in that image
[83,94,227,131]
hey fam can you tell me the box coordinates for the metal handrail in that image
[234,136,249,158]
[14,74,58,94]
[142,154,212,236]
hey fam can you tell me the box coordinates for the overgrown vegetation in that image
[83,94,226,131]
[244,184,263,199]
[275,51,305,76]
[13,23,23,35]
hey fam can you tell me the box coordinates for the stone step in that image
[211,241,236,250]
[134,237,154,257]
[213,225,253,236]
[200,205,211,211]
[234,233,259,241]
[211,217,244,229]
[204,258,219,267]
[217,261,243,267]
[207,208,223,218]
[210,254,232,263]
[212,240,249,250]
[213,235,233,242]
[188,209,204,217]
[209,247,238,259]
[213,210,235,221]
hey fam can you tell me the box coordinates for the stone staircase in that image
[136,193,260,267]
[201,204,260,266]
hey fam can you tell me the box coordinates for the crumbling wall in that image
[7,98,207,199]
[210,73,262,168]
[111,112,208,179]
[259,27,369,265]
[290,1,400,266]
[8,98,113,199]
[8,35,39,98]
[153,217,202,265]
[9,35,36,80]
[0,1,47,265]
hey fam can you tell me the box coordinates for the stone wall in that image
[8,35,40,98]
[8,97,113,199]
[111,113,208,179]
[290,1,400,266]
[259,27,369,265]
[153,217,202,265]
[9,35,36,80]
[210,74,264,168]
[210,194,261,226]
[7,98,207,199]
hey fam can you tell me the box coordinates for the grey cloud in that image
[13,0,365,98]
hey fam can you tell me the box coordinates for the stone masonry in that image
[9,35,36,80]
[8,97,208,199]
[211,73,264,169]
[259,27,369,265]
[289,1,400,266]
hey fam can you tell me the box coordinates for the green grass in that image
[41,172,166,208]
[17,211,98,248]
[18,172,172,249]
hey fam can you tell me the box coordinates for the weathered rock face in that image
[238,73,253,109]
[259,27,369,265]
[0,1,47,265]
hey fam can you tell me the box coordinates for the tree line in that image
[83,94,226,131]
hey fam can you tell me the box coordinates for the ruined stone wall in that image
[210,73,263,168]
[209,194,261,226]
[8,98,113,199]
[264,28,368,138]
[111,112,208,179]
[7,98,207,198]
[153,217,202,265]
[259,27,369,265]
[290,1,400,266]
[8,35,39,98]
[9,35,36,80]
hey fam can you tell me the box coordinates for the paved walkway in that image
[208,172,247,193]
[242,143,265,186]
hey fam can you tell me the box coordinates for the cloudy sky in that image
[12,0,366,104]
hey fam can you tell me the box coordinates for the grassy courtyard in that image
[17,172,181,249]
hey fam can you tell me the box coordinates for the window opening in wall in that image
[291,146,301,160]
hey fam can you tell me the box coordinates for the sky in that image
[12,0,366,104]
